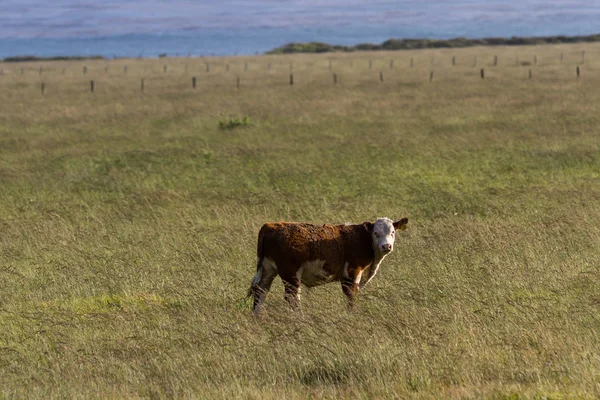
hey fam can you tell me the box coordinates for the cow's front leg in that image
[281,272,302,311]
[341,265,363,309]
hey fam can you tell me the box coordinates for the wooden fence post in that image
[429,71,433,82]
[289,73,294,85]
[494,55,498,66]
[369,60,372,69]
[410,58,414,68]
[90,80,95,93]
[124,65,128,74]
[577,66,580,78]
[206,63,210,72]
[529,69,532,80]
[163,65,167,73]
[226,64,230,72]
[83,66,87,74]
[192,76,196,88]
[480,68,484,79]
[333,73,337,85]
[141,78,144,92]
[379,71,383,82]
[41,82,45,95]
[452,56,455,66]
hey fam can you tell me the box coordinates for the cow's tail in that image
[247,226,266,298]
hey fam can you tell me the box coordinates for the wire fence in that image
[0,50,597,96]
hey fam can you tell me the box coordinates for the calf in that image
[249,217,408,314]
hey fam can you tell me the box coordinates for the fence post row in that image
[480,68,484,79]
[192,76,196,88]
[141,78,144,92]
[289,73,294,85]
[90,80,95,93]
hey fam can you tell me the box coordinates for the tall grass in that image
[1,43,599,398]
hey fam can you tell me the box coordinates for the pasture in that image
[1,43,600,398]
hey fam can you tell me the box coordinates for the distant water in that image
[1,1,599,58]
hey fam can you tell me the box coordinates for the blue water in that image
[1,1,599,58]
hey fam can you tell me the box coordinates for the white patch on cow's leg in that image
[358,256,385,290]
[354,268,364,285]
[252,258,278,315]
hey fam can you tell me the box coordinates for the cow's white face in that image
[364,217,409,255]
[372,218,396,254]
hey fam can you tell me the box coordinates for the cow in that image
[248,217,408,314]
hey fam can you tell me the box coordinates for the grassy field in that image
[1,43,600,399]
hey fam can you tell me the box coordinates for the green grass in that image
[1,44,600,398]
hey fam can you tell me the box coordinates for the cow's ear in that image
[363,221,374,232]
[393,217,409,231]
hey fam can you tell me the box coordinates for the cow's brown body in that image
[249,217,408,314]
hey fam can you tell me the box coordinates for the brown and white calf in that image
[249,217,408,314]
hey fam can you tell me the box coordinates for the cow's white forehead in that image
[373,217,394,234]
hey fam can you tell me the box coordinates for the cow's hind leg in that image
[250,259,278,315]
[281,271,302,311]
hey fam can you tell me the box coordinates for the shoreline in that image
[268,34,600,54]
[2,33,599,62]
